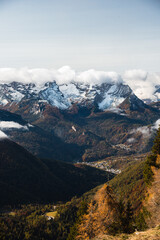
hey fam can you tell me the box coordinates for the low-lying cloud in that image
[123,70,160,100]
[132,126,151,138]
[152,119,160,130]
[0,121,28,130]
[76,69,122,85]
[0,67,159,100]
[0,66,122,86]
[0,130,8,139]
[130,119,160,140]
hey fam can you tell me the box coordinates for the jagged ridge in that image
[0,80,136,111]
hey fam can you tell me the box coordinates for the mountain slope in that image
[93,227,160,240]
[3,102,160,161]
[144,159,160,228]
[0,138,114,207]
[69,129,160,240]
[76,184,120,239]
[0,108,83,162]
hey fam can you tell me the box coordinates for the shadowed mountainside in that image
[0,138,114,207]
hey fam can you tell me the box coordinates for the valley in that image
[77,153,147,174]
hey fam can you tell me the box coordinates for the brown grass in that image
[93,226,160,240]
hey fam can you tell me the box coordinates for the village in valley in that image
[80,161,121,174]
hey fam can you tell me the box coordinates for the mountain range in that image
[0,80,146,111]
[0,80,160,162]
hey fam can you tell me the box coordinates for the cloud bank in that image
[0,67,159,100]
[0,66,122,86]
[123,70,160,100]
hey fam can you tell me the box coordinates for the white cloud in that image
[130,118,160,140]
[57,66,76,84]
[129,125,151,142]
[0,66,76,86]
[0,121,28,130]
[152,119,160,130]
[123,69,147,81]
[123,69,160,100]
[133,126,151,137]
[130,125,151,138]
[0,67,55,86]
[0,66,123,86]
[76,69,122,85]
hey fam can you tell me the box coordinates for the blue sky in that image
[0,0,159,71]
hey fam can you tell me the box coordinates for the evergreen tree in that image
[118,198,126,232]
[152,128,160,155]
[143,127,160,184]
[124,200,134,233]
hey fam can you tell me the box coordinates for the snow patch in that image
[1,99,8,105]
[40,83,71,109]
[98,94,125,110]
[59,83,80,100]
[98,93,113,110]
[9,91,24,102]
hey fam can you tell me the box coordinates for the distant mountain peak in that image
[0,80,144,113]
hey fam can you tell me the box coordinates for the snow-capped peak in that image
[0,81,70,110]
[59,82,132,110]
[0,80,134,111]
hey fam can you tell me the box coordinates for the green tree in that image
[124,200,134,233]
[143,127,160,185]
[152,128,160,155]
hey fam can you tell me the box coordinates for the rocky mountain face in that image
[0,81,70,110]
[59,82,133,110]
[0,108,83,162]
[0,80,133,111]
[1,80,158,120]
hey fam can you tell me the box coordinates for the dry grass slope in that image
[93,226,160,240]
[144,155,160,227]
